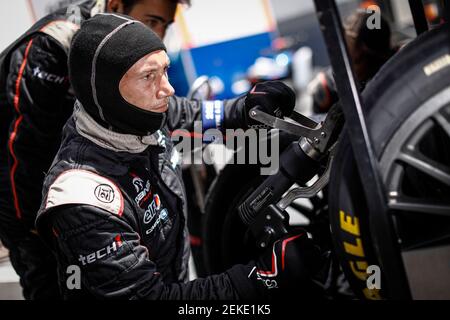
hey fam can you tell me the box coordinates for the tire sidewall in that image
[329,24,450,299]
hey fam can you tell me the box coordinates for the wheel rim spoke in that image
[389,197,450,217]
[432,111,450,139]
[397,150,450,187]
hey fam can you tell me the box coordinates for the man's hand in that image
[243,81,296,128]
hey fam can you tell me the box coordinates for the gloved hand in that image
[228,229,324,300]
[243,81,296,129]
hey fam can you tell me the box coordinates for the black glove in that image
[227,229,324,300]
[243,81,296,129]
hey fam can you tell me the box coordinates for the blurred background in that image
[0,0,447,299]
[0,0,429,100]
[1,0,445,102]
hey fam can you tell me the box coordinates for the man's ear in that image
[106,0,124,13]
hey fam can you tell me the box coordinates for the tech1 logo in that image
[66,235,124,290]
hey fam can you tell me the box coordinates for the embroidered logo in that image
[143,194,162,224]
[94,184,115,203]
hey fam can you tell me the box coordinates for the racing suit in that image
[0,0,100,299]
[35,100,263,300]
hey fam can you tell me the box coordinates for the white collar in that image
[74,101,163,153]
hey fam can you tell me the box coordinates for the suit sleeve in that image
[6,34,75,143]
[44,204,260,300]
[167,94,248,133]
[5,34,75,221]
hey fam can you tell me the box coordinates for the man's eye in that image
[144,73,155,81]
[147,19,160,29]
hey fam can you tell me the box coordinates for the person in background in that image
[309,9,395,114]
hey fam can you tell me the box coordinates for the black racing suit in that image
[35,102,260,300]
[0,1,99,299]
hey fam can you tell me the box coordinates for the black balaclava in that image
[69,13,167,136]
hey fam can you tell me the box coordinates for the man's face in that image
[345,33,369,82]
[119,50,174,113]
[107,0,177,39]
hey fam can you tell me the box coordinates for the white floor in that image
[0,259,23,300]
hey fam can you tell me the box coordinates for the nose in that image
[157,74,175,99]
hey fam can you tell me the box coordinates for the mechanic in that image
[309,9,395,114]
[0,0,207,299]
[35,13,324,300]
